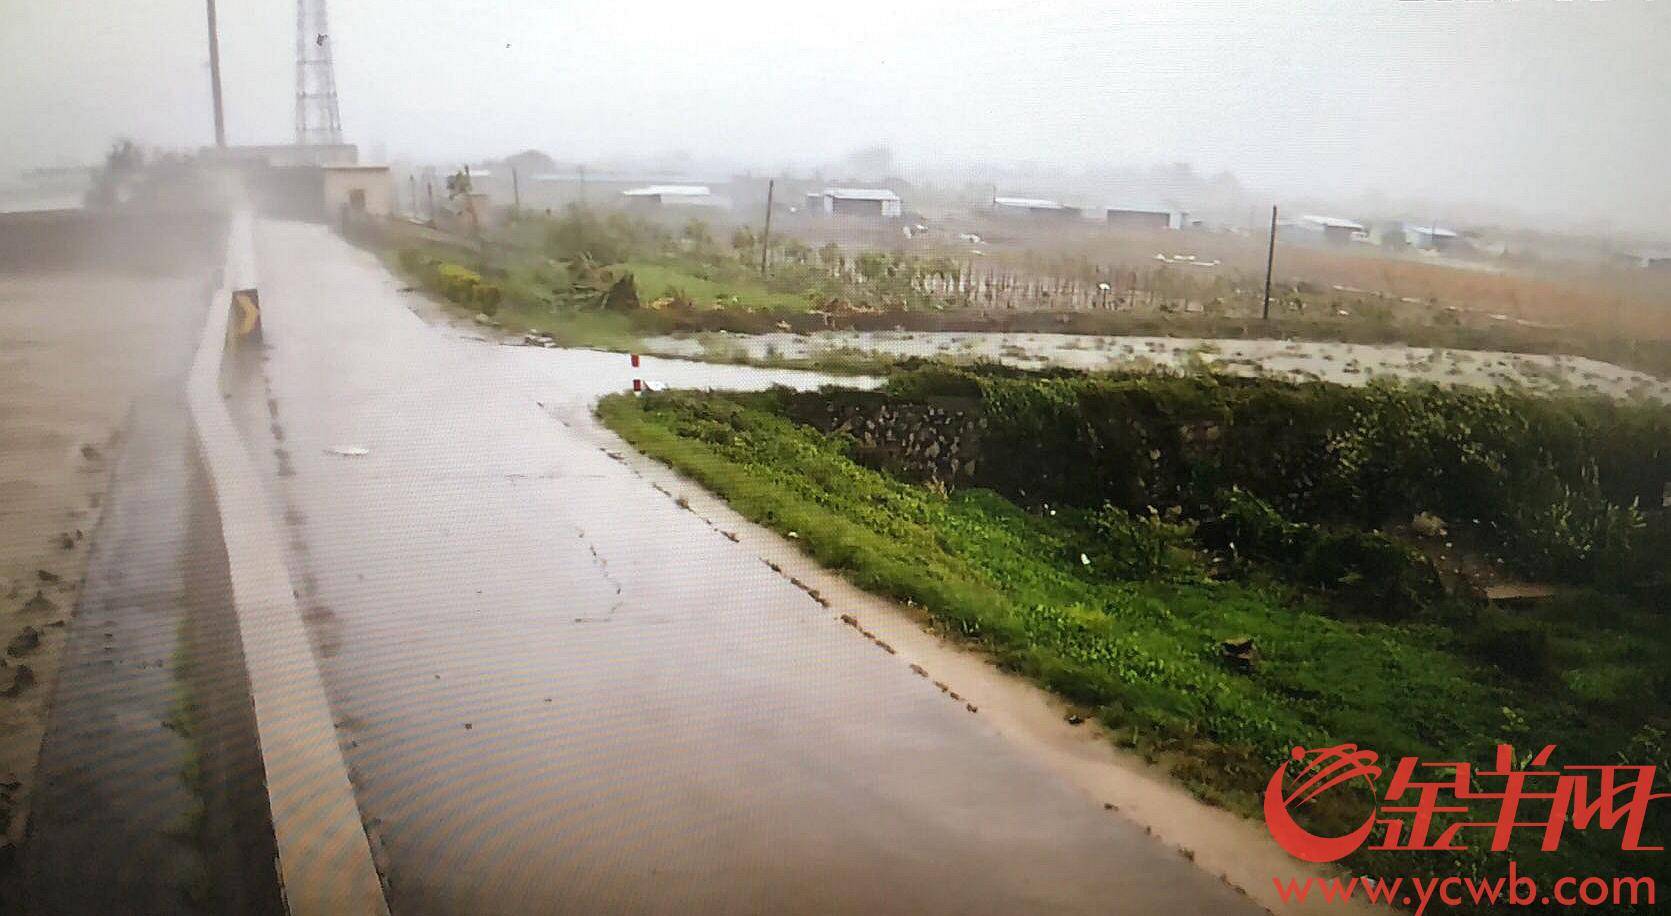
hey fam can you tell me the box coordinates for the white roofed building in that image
[1105,206,1181,230]
[1294,214,1367,245]
[1400,222,1460,251]
[620,184,728,210]
[817,188,902,218]
[993,196,1081,219]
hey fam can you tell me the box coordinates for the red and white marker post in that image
[630,353,642,392]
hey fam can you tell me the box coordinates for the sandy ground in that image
[0,273,206,858]
[642,329,1671,403]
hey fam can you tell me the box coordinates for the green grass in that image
[598,388,1668,908]
[494,300,644,350]
[624,260,815,313]
[383,242,911,375]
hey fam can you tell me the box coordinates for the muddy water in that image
[0,269,217,909]
[238,220,1262,914]
[643,329,1671,403]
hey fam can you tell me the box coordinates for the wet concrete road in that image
[241,220,1259,914]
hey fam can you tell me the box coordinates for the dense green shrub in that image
[880,366,1670,592]
[470,282,502,314]
[436,263,484,302]
[1468,610,1556,680]
[543,205,660,265]
[1197,489,1442,618]
[397,248,431,274]
[1295,528,1445,619]
[1194,487,1305,557]
[1084,504,1197,580]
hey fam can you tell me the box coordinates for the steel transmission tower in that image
[294,0,344,145]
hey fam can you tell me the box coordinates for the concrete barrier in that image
[186,213,389,916]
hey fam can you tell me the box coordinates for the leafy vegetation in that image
[873,365,1668,596]
[359,201,1671,380]
[399,251,503,315]
[598,374,1669,910]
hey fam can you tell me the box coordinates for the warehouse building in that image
[816,188,902,218]
[1105,206,1178,230]
[993,196,1081,219]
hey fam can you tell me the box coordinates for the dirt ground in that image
[0,272,207,857]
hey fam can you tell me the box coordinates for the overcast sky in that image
[3,1,1667,235]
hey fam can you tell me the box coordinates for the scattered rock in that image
[965,703,978,713]
[1412,511,1447,538]
[21,591,56,615]
[6,628,41,658]
[1065,713,1085,725]
[57,532,76,550]
[463,722,473,730]
[1221,636,1259,672]
[36,570,60,584]
[875,640,896,655]
[720,530,739,542]
[839,614,859,628]
[908,664,928,678]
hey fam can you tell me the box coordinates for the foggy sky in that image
[3,1,1667,236]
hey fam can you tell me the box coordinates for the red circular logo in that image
[1264,744,1383,863]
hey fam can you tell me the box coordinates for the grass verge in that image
[597,386,1668,911]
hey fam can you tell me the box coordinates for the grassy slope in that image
[598,389,1666,903]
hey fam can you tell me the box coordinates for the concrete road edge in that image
[186,213,389,916]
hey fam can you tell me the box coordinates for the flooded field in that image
[643,330,1671,403]
[0,271,208,870]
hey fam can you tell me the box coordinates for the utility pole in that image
[205,0,226,147]
[1262,205,1278,321]
[759,179,775,275]
[464,164,480,241]
[426,178,435,225]
[409,174,417,218]
[511,166,522,216]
